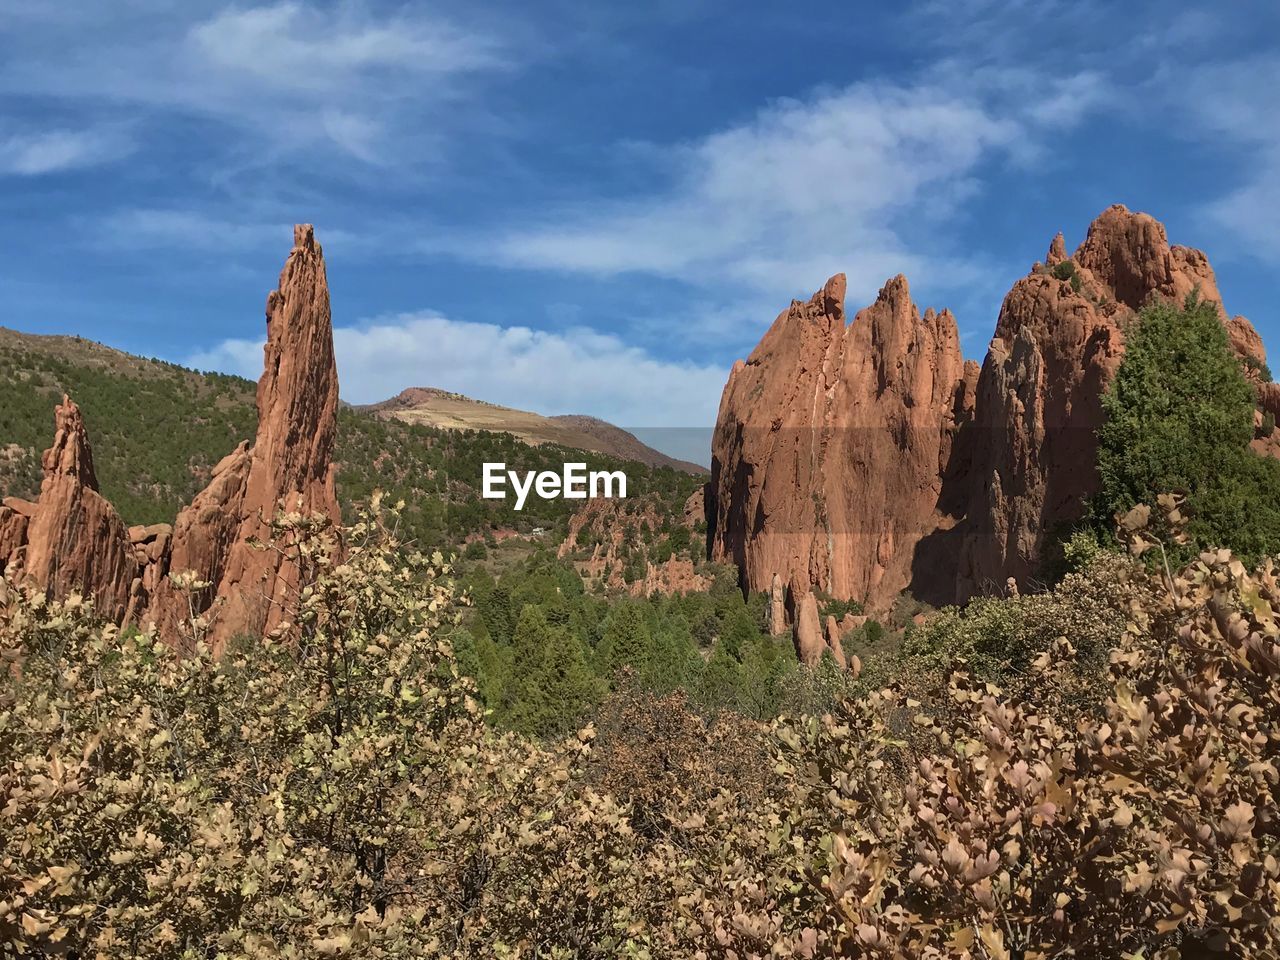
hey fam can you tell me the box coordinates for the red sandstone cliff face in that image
[956,205,1264,597]
[148,225,340,649]
[708,273,972,613]
[0,498,34,565]
[710,204,1268,629]
[1,397,138,620]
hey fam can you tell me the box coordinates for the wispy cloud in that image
[94,209,365,254]
[0,2,510,164]
[0,126,133,176]
[1177,55,1280,260]
[188,311,729,428]
[189,2,500,88]
[472,70,1108,309]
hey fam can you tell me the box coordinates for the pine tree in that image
[696,640,741,710]
[736,635,797,720]
[641,615,702,695]
[504,607,600,737]
[531,623,602,736]
[720,606,762,661]
[595,601,653,680]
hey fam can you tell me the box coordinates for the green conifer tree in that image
[640,615,702,695]
[595,601,653,680]
[504,606,600,737]
[1096,294,1280,560]
[696,640,741,710]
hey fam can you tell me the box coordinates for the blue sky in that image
[2,0,1277,441]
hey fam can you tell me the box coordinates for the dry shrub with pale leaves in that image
[1,498,1276,958]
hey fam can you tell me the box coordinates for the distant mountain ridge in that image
[360,388,707,474]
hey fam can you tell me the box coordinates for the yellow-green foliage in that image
[1,502,1276,958]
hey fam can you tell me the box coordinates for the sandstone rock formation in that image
[822,614,848,669]
[709,204,1267,640]
[793,592,825,666]
[147,225,340,649]
[767,573,786,637]
[127,522,172,614]
[1,226,343,652]
[955,204,1264,598]
[708,272,972,615]
[559,495,710,598]
[145,442,253,637]
[0,397,138,620]
[0,497,34,565]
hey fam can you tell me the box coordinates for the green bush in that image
[1244,353,1273,382]
[1095,294,1280,562]
[817,596,863,621]
[1051,258,1083,292]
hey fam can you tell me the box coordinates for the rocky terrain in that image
[708,204,1277,631]
[361,388,706,474]
[1,225,342,649]
[557,487,712,597]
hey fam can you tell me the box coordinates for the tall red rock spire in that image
[203,224,340,647]
[146,225,341,648]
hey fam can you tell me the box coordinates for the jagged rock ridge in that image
[708,204,1271,650]
[708,272,976,618]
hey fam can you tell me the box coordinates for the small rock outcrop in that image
[1,397,138,620]
[822,614,848,669]
[559,495,710,598]
[0,497,34,563]
[767,573,787,637]
[793,591,825,666]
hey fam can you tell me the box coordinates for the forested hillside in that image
[0,328,699,550]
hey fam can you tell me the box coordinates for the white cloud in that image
[189,2,499,90]
[481,72,1106,307]
[1204,149,1280,259]
[0,2,508,163]
[0,126,132,175]
[1177,55,1280,260]
[187,311,729,429]
[94,209,366,255]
